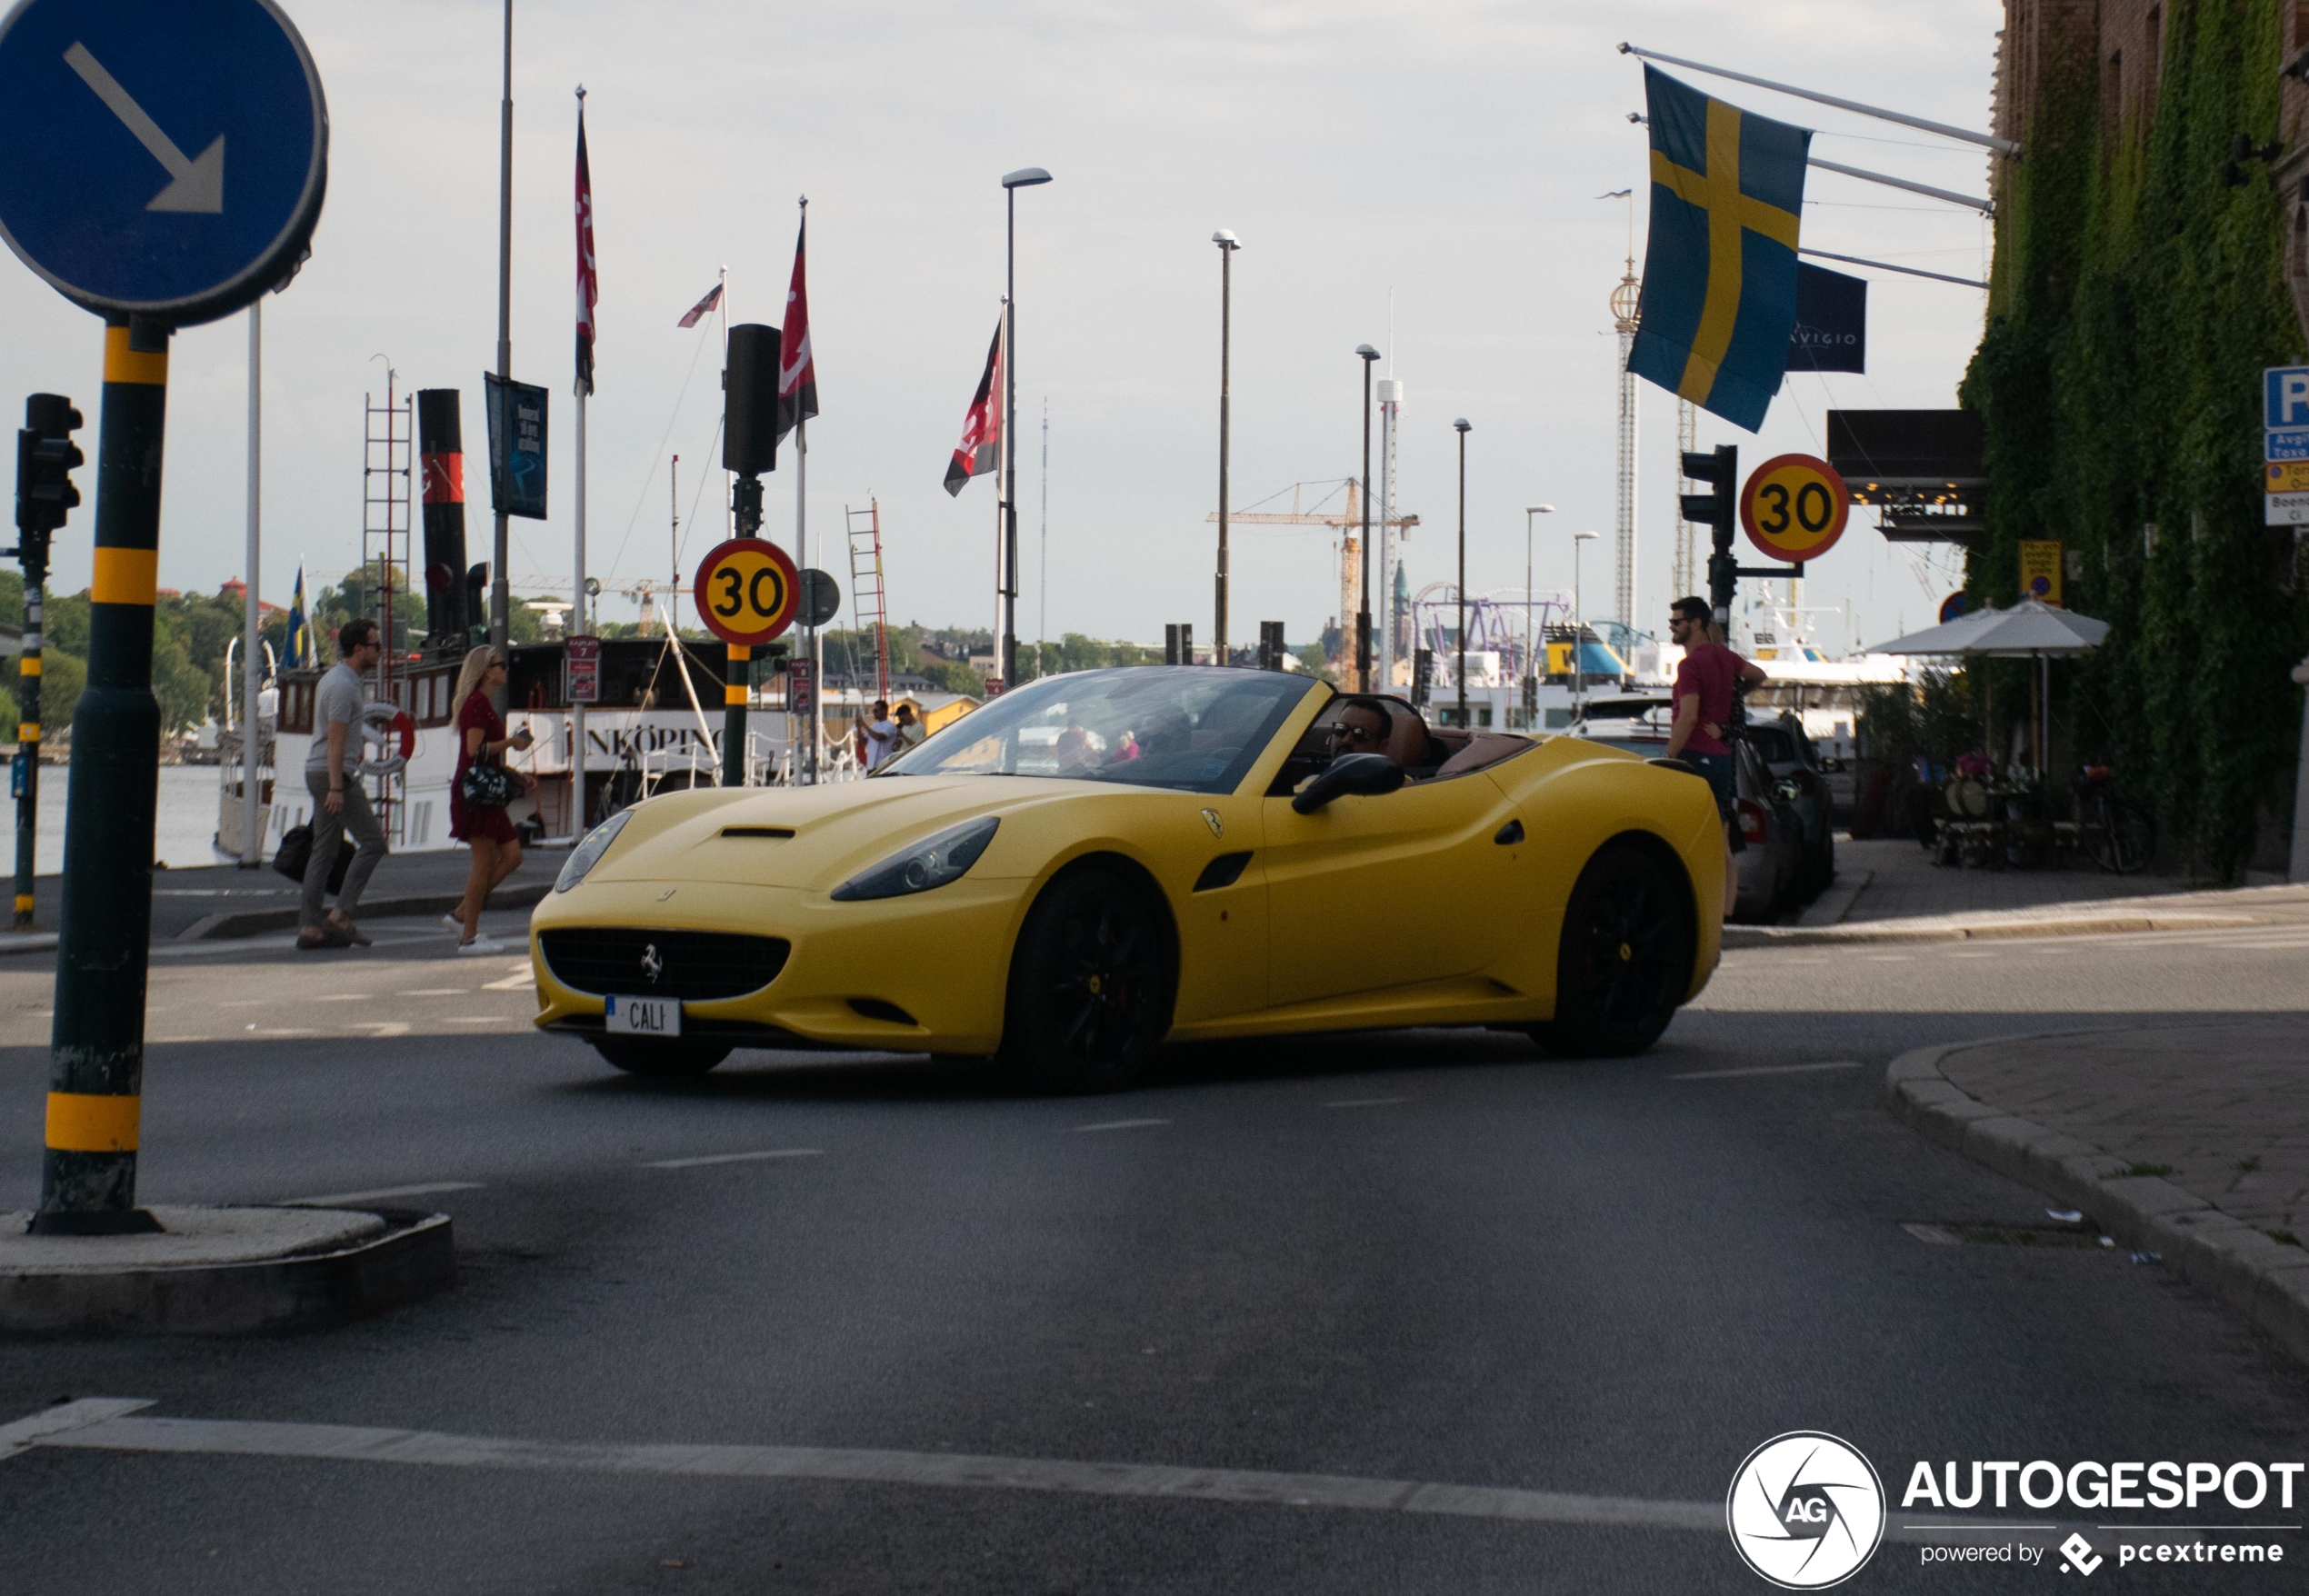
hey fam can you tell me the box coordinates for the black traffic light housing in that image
[1679,444,1739,621]
[15,393,84,542]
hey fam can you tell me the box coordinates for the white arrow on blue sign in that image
[0,0,326,325]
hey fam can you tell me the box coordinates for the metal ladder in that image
[845,500,889,700]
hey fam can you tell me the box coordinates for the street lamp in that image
[1000,165,1052,689]
[1214,230,1240,662]
[1524,504,1554,724]
[1454,417,1471,729]
[1356,344,1380,691]
[1573,529,1601,716]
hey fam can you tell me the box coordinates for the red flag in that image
[676,281,723,328]
[574,100,598,395]
[944,321,1003,496]
[776,213,817,441]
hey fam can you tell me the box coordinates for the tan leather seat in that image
[1433,732,1531,779]
[1381,703,1432,768]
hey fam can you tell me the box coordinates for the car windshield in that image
[882,667,1318,794]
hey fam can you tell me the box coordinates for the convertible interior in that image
[1266,693,1533,796]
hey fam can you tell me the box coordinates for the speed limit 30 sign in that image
[1739,453,1850,564]
[693,537,800,647]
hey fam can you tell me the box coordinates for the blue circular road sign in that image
[0,0,326,325]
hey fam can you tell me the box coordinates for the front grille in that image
[539,928,791,1002]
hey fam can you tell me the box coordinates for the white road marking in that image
[1669,1061,1863,1081]
[1324,1098,1411,1110]
[350,1022,412,1038]
[0,1399,155,1459]
[312,993,374,1003]
[640,1149,824,1171]
[1072,1119,1173,1133]
[282,1182,484,1207]
[1902,1222,1963,1246]
[398,989,473,997]
[1864,954,1912,963]
[0,1401,2065,1543]
[440,1016,518,1024]
[480,972,535,991]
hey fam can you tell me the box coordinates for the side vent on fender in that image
[1194,852,1254,892]
[848,998,918,1025]
[1494,820,1525,846]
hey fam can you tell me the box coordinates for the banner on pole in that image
[483,374,550,520]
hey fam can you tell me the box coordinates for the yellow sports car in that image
[530,666,1724,1091]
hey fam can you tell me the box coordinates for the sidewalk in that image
[1886,1023,2309,1366]
[1824,836,2204,924]
[4,846,562,948]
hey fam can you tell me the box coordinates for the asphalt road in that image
[3,916,2307,1593]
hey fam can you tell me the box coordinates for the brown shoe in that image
[326,909,372,946]
[297,924,350,951]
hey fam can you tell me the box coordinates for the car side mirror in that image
[1292,753,1406,814]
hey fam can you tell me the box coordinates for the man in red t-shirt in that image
[1664,596,1766,917]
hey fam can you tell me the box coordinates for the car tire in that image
[999,867,1174,1094]
[591,1038,732,1078]
[1532,843,1692,1059]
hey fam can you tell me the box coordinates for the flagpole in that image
[490,0,515,691]
[571,84,589,842]
[791,197,817,786]
[996,297,1009,690]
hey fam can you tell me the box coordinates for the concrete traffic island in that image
[1885,1025,2309,1368]
[0,1205,453,1335]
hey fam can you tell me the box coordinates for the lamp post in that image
[1523,504,1554,723]
[1573,529,1601,716]
[1000,165,1052,689]
[1356,345,1380,690]
[1214,230,1239,662]
[1453,417,1471,727]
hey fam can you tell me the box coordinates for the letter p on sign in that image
[2267,367,2309,428]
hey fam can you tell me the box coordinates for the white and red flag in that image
[776,212,818,440]
[943,320,1003,496]
[574,99,598,395]
[676,281,723,328]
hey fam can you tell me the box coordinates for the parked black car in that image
[1739,713,1836,898]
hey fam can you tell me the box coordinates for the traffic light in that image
[15,393,84,539]
[1679,444,1738,615]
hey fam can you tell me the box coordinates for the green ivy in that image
[1961,0,2309,880]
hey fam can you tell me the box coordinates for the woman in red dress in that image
[447,646,534,953]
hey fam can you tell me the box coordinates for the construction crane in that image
[1204,480,1418,673]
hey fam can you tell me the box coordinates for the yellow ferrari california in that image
[530,666,1724,1091]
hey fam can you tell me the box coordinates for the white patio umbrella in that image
[1875,600,2110,772]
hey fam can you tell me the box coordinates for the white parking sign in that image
[2267,367,2309,429]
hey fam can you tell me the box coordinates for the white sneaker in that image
[456,935,507,955]
[442,913,464,932]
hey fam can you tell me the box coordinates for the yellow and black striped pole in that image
[10,525,40,932]
[34,319,170,1234]
[724,643,748,787]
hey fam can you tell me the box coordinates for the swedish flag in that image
[286,563,310,669]
[1626,65,1810,432]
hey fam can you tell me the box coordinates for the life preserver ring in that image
[356,702,415,776]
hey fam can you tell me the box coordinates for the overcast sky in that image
[0,0,1999,653]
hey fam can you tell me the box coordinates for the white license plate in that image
[604,995,681,1036]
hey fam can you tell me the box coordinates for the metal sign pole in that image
[37,321,171,1232]
[241,299,262,864]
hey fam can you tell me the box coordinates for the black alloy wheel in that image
[1001,867,1174,1093]
[591,1038,733,1078]
[1533,843,1692,1058]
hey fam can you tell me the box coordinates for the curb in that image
[0,932,60,959]
[0,1209,455,1335]
[177,882,553,941]
[1724,910,2260,950]
[1884,1041,2309,1369]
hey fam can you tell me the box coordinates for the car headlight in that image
[830,816,999,902]
[556,810,633,893]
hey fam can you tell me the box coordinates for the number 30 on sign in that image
[692,537,800,647]
[1739,454,1850,563]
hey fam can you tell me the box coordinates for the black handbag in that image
[272,823,353,893]
[461,759,521,808]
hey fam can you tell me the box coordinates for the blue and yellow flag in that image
[286,563,310,669]
[1626,65,1810,432]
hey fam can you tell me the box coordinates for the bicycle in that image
[2073,763,2155,874]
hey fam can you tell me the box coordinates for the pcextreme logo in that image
[1727,1431,1887,1589]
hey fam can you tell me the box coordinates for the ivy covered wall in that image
[1963,0,2308,878]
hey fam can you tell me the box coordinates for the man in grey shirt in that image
[301,618,387,949]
